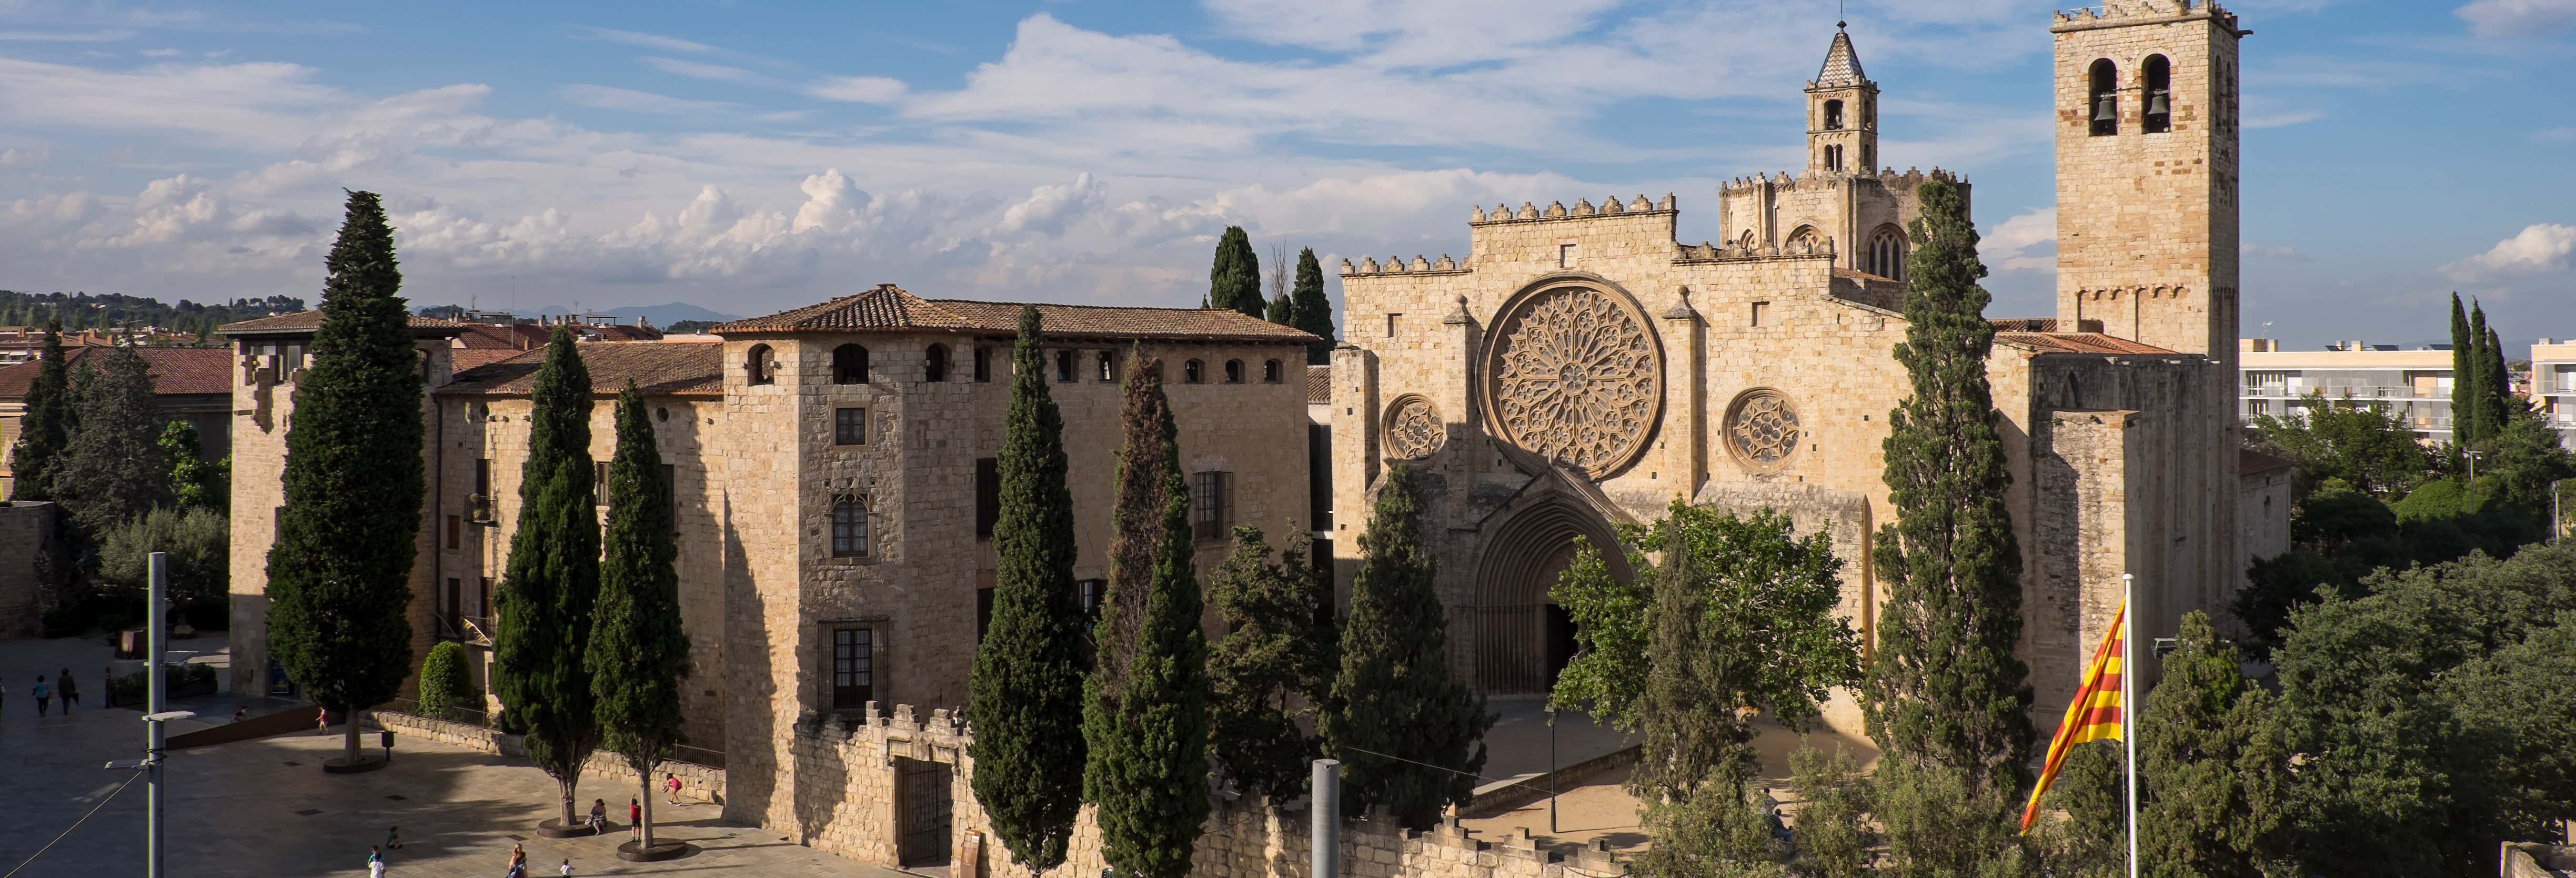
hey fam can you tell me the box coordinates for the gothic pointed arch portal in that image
[1463,486,1634,694]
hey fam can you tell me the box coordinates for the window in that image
[1263,359,1283,384]
[975,458,1000,541]
[595,461,611,506]
[1077,579,1106,619]
[1823,98,1844,130]
[1785,226,1819,251]
[1869,226,1907,281]
[1825,144,1843,171]
[1183,359,1205,385]
[1750,301,1769,328]
[747,344,775,385]
[1558,244,1576,268]
[2248,400,2271,417]
[2088,59,2118,136]
[830,626,874,710]
[1384,314,1401,338]
[446,516,461,550]
[1055,349,1075,382]
[1860,144,1874,172]
[1308,422,1332,531]
[2141,54,2172,134]
[926,344,950,382]
[1191,471,1233,541]
[833,344,869,385]
[1224,359,1245,384]
[973,347,992,383]
[835,407,867,446]
[1095,350,1114,382]
[473,459,492,519]
[831,497,869,558]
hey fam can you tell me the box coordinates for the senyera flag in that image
[2020,599,2126,832]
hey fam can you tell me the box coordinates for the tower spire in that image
[1815,26,1868,88]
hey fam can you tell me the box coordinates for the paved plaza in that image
[0,635,910,877]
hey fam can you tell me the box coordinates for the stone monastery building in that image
[217,0,2286,850]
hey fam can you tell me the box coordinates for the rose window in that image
[1724,389,1802,473]
[1481,286,1663,478]
[1383,395,1444,460]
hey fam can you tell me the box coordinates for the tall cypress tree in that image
[589,385,691,854]
[967,306,1090,869]
[1209,226,1263,318]
[6,320,69,501]
[1092,351,1211,878]
[1088,348,1171,801]
[2449,294,2474,447]
[2466,302,2493,445]
[265,190,423,770]
[1321,463,1492,829]
[2483,323,2512,440]
[1865,178,2035,799]
[1291,248,1336,365]
[492,327,602,828]
[2138,612,2290,876]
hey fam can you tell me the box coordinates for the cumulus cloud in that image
[1984,207,2056,271]
[2456,0,2576,37]
[0,144,48,168]
[2443,223,2576,280]
[995,173,1105,236]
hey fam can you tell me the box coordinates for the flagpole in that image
[2123,572,2138,878]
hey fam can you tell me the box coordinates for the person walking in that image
[628,799,641,843]
[55,668,76,712]
[664,773,682,805]
[505,842,527,878]
[32,675,50,716]
[367,845,386,877]
[558,859,572,877]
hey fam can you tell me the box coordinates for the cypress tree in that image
[6,320,69,501]
[1209,226,1263,318]
[967,306,1090,869]
[1266,288,1296,326]
[1865,178,2036,798]
[2483,323,2512,439]
[2138,611,2290,876]
[1087,347,1171,802]
[491,327,602,828]
[49,346,171,532]
[589,384,692,855]
[2449,294,2474,446]
[1092,351,1211,878]
[264,190,423,770]
[1321,463,1493,829]
[1208,526,1337,802]
[1291,248,1336,365]
[2466,302,2493,445]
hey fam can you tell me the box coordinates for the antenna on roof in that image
[1837,0,1845,28]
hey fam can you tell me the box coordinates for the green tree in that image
[1208,524,1337,801]
[1088,349,1172,802]
[2485,405,2576,509]
[50,347,170,532]
[2028,742,2124,877]
[491,327,602,828]
[416,641,482,722]
[96,506,226,614]
[2482,321,2512,443]
[1321,463,1492,829]
[2449,293,2474,445]
[264,190,424,769]
[1866,177,2035,804]
[1629,761,1792,878]
[2248,392,2436,499]
[159,420,227,512]
[589,385,693,854]
[1291,247,1336,364]
[2466,302,2498,444]
[1208,226,1263,318]
[1091,349,1211,878]
[6,320,70,501]
[1784,744,1876,878]
[967,306,1091,869]
[2137,612,2291,877]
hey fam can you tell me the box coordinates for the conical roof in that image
[1814,27,1869,88]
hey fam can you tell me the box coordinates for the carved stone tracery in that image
[1383,394,1444,460]
[1724,388,1802,474]
[1482,285,1663,478]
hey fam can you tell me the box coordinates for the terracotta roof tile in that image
[1990,317,2107,334]
[1995,332,2178,356]
[219,310,467,336]
[1306,364,1331,404]
[0,347,233,398]
[442,341,723,398]
[454,324,547,350]
[450,348,526,373]
[717,284,1316,345]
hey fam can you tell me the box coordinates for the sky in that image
[0,0,2570,349]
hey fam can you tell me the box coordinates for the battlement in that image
[1718,166,1964,195]
[1340,253,1468,278]
[1672,235,1836,263]
[1468,194,1677,226]
[2052,1,2236,29]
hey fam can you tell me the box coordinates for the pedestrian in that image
[558,858,572,877]
[506,842,526,878]
[387,825,404,850]
[318,709,330,736]
[233,705,247,723]
[368,844,386,877]
[664,772,682,804]
[33,674,49,716]
[586,798,607,834]
[628,798,641,842]
[55,668,76,711]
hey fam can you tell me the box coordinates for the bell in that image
[2092,93,2117,122]
[2146,90,2170,117]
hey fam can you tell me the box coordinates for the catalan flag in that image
[2020,599,2127,832]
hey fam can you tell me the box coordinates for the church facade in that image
[1327,1,2276,727]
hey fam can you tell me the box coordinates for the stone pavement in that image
[0,639,913,878]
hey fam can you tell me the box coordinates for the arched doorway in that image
[1465,497,1632,694]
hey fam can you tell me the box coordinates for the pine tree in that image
[491,327,602,827]
[2138,611,2290,877]
[1208,526,1338,801]
[2449,294,2474,446]
[264,190,424,769]
[6,320,69,501]
[1092,349,1211,878]
[589,384,692,854]
[1209,226,1263,318]
[1866,177,2035,821]
[1321,463,1492,829]
[1291,248,1336,365]
[49,346,171,532]
[967,306,1091,869]
[2466,302,2493,445]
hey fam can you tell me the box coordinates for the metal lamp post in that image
[103,553,195,878]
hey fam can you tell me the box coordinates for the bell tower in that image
[2051,1,2244,366]
[1806,23,1877,176]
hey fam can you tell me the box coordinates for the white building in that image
[2239,338,2455,442]
[2533,339,2576,449]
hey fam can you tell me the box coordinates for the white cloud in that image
[571,26,718,55]
[642,57,781,88]
[2456,0,2576,36]
[804,76,906,104]
[2443,223,2576,280]
[555,84,734,115]
[0,144,48,168]
[2538,126,2576,142]
[2242,243,2310,262]
[2245,109,2326,129]
[994,173,1105,237]
[1984,207,2056,271]
[0,28,135,41]
[0,57,345,149]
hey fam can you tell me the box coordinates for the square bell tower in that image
[1807,24,1878,175]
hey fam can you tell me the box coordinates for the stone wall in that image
[367,710,728,805]
[778,702,1627,878]
[0,501,53,638]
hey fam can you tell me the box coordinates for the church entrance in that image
[1462,499,1631,695]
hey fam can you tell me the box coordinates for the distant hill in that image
[415,301,740,328]
[1,290,306,338]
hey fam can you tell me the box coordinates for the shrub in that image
[417,641,483,723]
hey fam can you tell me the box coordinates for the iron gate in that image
[895,756,952,867]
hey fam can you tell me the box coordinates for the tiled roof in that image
[1990,317,2107,334]
[450,348,525,373]
[219,310,468,336]
[441,341,723,398]
[454,323,547,350]
[717,284,1317,344]
[1815,28,1869,87]
[1995,332,2178,356]
[2240,448,2295,476]
[0,346,233,399]
[1307,364,1331,404]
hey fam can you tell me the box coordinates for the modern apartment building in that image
[2534,339,2576,449]
[2239,338,2455,442]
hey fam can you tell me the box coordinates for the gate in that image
[895,756,952,867]
[1455,604,1547,693]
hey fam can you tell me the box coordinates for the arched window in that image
[1736,230,1757,251]
[2141,54,2172,134]
[1786,225,1820,253]
[832,344,869,385]
[925,344,950,382]
[1823,98,1844,130]
[1184,359,1205,385]
[1868,226,1907,281]
[830,497,869,558]
[1825,144,1844,171]
[746,344,775,386]
[1263,359,1283,384]
[2088,59,2118,136]
[1223,359,1245,384]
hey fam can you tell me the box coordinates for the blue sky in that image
[0,0,2569,349]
